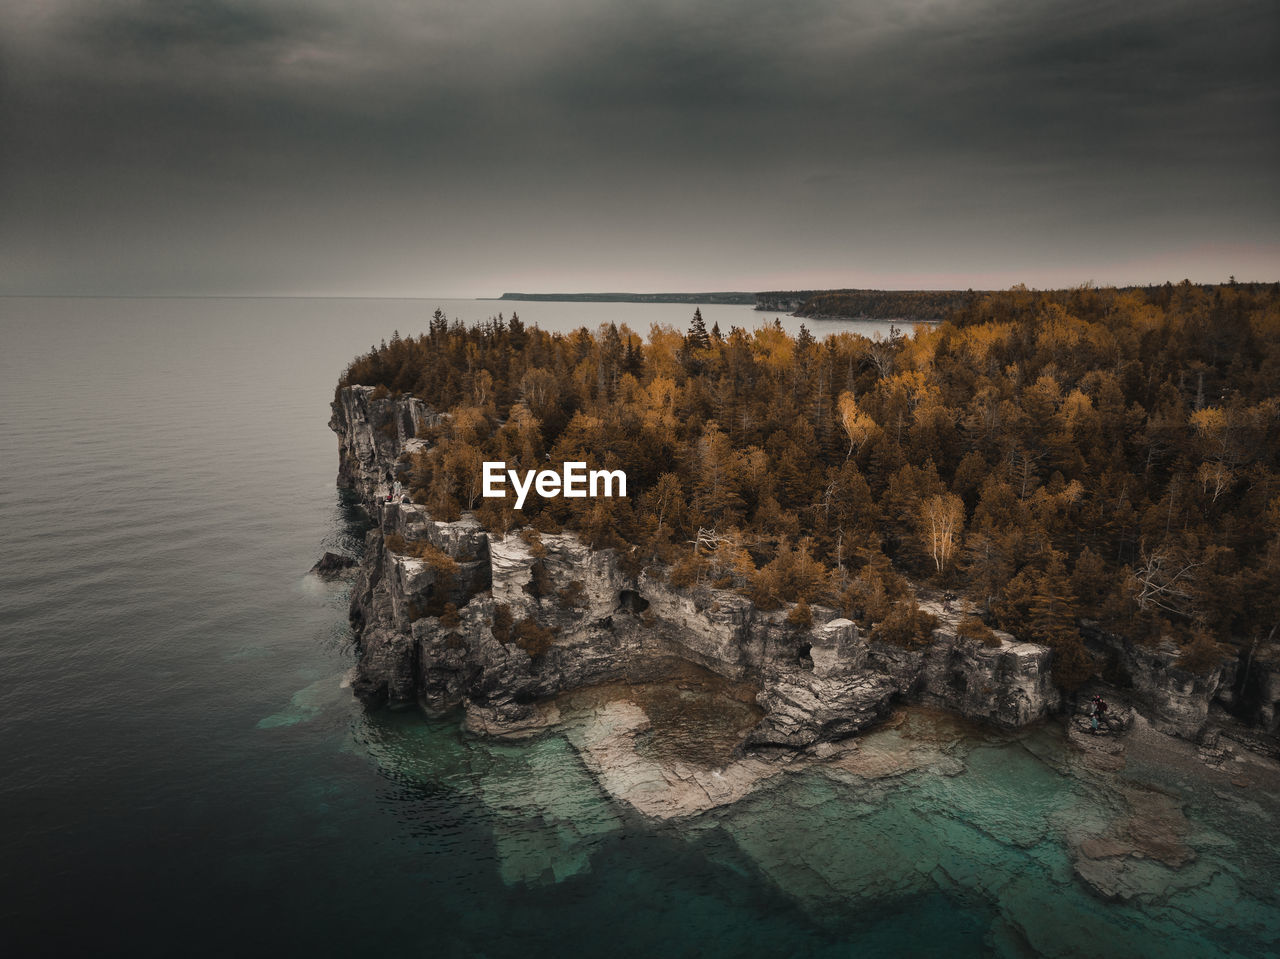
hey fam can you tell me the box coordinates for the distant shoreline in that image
[497,292,756,305]
[491,280,1277,324]
[496,289,961,321]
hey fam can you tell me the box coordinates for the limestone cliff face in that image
[1220,644,1280,734]
[331,386,1059,748]
[876,627,1059,727]
[329,384,443,501]
[753,292,815,313]
[1082,625,1236,741]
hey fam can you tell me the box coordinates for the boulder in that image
[309,551,356,578]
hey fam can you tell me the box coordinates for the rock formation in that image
[331,385,1061,753]
[309,551,357,578]
[1080,624,1280,751]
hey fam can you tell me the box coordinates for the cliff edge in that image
[331,385,1062,751]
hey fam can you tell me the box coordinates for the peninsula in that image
[501,283,1279,324]
[330,283,1280,815]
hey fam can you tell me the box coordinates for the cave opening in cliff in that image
[618,590,649,614]
[796,643,812,669]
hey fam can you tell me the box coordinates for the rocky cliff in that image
[1082,625,1280,753]
[329,385,443,502]
[1081,626,1224,739]
[330,385,1060,752]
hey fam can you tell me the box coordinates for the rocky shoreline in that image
[327,385,1280,815]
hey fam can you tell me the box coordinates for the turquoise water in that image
[1,297,1276,958]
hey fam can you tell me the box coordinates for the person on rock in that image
[1088,694,1109,733]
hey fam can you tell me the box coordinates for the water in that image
[1,297,1276,958]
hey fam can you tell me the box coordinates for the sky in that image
[2,0,1277,296]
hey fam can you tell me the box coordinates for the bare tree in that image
[837,392,877,458]
[864,325,904,379]
[1129,543,1201,617]
[918,493,965,573]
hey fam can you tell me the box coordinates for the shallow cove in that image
[558,661,763,769]
[360,699,1280,957]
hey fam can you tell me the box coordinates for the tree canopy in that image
[342,281,1280,687]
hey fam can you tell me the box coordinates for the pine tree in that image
[1030,551,1093,690]
[691,423,745,525]
[687,308,711,351]
[623,339,645,376]
[1070,547,1108,617]
[1030,552,1077,639]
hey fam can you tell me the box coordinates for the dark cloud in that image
[2,0,1276,294]
[75,0,314,57]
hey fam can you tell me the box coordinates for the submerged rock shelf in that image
[348,696,1280,956]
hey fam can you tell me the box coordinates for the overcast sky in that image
[2,0,1277,296]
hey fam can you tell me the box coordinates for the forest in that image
[757,288,976,320]
[499,292,755,305]
[339,281,1280,690]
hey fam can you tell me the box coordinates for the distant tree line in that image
[500,292,755,305]
[341,282,1280,689]
[757,281,1280,324]
[756,288,973,320]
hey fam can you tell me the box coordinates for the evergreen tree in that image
[1029,552,1093,690]
[687,308,711,351]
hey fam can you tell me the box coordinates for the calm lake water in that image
[1,297,1276,958]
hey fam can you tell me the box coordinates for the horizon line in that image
[4,278,1277,301]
